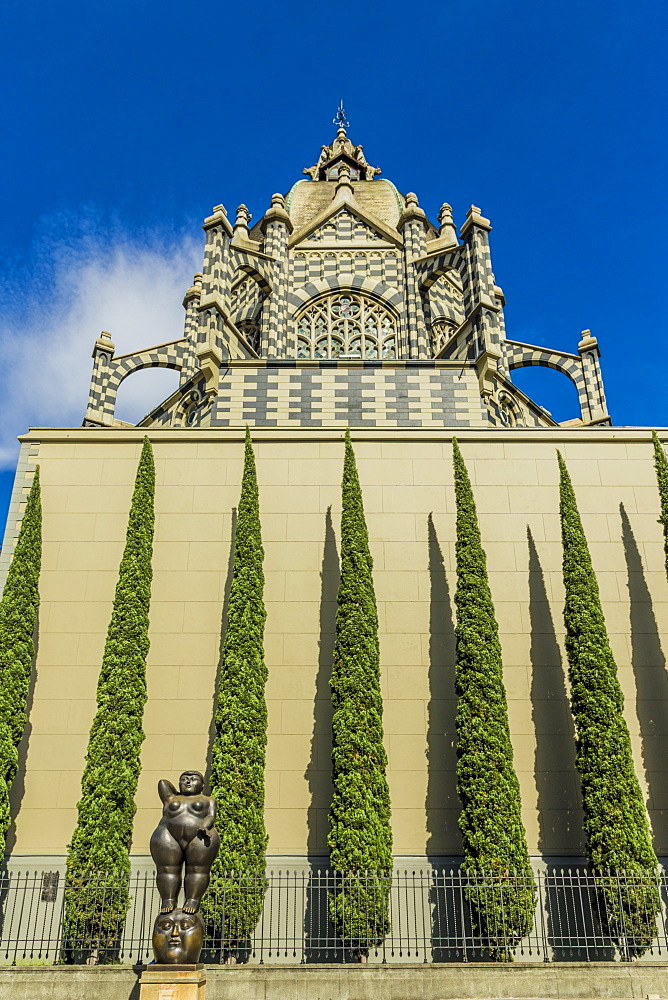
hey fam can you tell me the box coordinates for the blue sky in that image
[0,0,666,528]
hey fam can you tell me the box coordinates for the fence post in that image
[537,868,549,961]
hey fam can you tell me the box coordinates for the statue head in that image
[179,771,204,796]
[152,908,204,965]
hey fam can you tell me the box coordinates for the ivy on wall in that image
[452,439,536,960]
[328,430,393,961]
[0,467,42,859]
[652,431,668,582]
[558,451,660,956]
[202,427,268,961]
[63,438,155,961]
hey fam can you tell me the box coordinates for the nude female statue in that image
[150,771,220,915]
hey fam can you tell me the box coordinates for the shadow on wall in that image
[620,504,668,855]
[305,507,338,857]
[527,528,584,858]
[6,611,39,855]
[426,514,459,858]
[205,508,237,786]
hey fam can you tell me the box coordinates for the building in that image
[1,115,666,881]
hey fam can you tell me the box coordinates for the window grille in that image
[431,319,457,356]
[296,293,397,360]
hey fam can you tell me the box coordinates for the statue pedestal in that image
[139,963,206,1000]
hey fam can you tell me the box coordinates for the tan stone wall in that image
[5,427,668,859]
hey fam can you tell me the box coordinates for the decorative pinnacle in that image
[438,203,453,226]
[332,99,349,130]
[334,162,354,199]
[234,205,251,231]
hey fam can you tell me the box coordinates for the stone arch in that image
[111,356,182,389]
[415,247,466,294]
[503,339,588,419]
[232,261,272,296]
[230,267,269,354]
[288,276,402,316]
[496,388,525,427]
[85,338,192,426]
[229,249,273,294]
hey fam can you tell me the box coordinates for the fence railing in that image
[0,867,667,965]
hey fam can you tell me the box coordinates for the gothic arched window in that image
[431,318,457,356]
[237,319,261,354]
[296,292,397,360]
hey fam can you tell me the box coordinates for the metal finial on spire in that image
[332,99,349,130]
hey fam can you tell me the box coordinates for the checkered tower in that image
[260,194,293,359]
[397,193,430,360]
[82,119,611,430]
[197,204,234,393]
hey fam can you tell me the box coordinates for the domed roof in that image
[284,178,406,232]
[247,118,437,241]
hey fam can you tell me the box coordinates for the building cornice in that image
[18,426,666,445]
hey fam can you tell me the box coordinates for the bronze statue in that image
[150,771,220,916]
[152,908,204,965]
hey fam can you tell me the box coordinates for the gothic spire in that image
[303,104,380,182]
[332,99,350,131]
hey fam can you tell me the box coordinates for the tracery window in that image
[237,319,261,354]
[296,293,397,360]
[497,390,525,428]
[431,319,457,356]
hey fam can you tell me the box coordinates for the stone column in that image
[397,193,429,359]
[459,204,504,357]
[578,330,610,423]
[261,193,293,358]
[180,274,202,385]
[197,204,233,394]
[83,330,116,425]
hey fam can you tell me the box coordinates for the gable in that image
[289,195,402,249]
[303,208,388,244]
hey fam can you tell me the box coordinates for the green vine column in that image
[202,427,268,961]
[0,467,42,859]
[64,438,155,961]
[558,451,660,957]
[452,439,536,960]
[652,431,668,582]
[328,430,393,961]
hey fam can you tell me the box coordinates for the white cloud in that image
[0,227,202,467]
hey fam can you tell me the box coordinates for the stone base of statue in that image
[139,963,206,1000]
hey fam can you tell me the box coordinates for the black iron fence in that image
[1,867,667,965]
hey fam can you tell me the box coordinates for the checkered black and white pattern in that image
[288,275,402,315]
[400,217,430,359]
[210,360,485,429]
[423,272,465,329]
[577,341,609,422]
[229,251,273,295]
[502,338,609,423]
[84,339,191,425]
[414,247,465,290]
[81,184,611,430]
[291,249,401,288]
[260,221,290,358]
[304,208,384,243]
